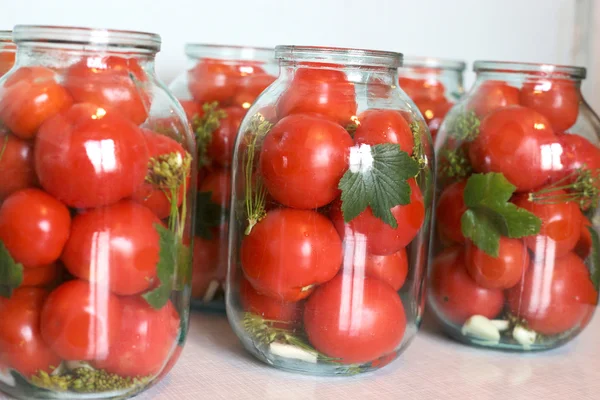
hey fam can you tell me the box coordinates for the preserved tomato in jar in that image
[398,57,465,142]
[0,25,195,399]
[226,46,433,375]
[431,61,599,351]
[0,31,15,78]
[169,45,276,311]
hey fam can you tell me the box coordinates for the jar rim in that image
[0,30,12,43]
[275,45,403,68]
[473,60,586,79]
[185,43,274,62]
[12,25,161,52]
[401,56,466,71]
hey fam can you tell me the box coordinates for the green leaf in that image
[463,173,515,208]
[586,225,600,291]
[143,224,180,309]
[338,143,419,228]
[195,191,226,240]
[461,209,501,257]
[175,243,192,290]
[0,241,23,298]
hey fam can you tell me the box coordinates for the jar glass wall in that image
[0,31,15,77]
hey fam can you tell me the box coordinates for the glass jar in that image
[226,46,433,375]
[0,25,195,399]
[169,45,276,312]
[0,31,15,77]
[431,61,600,351]
[398,57,466,141]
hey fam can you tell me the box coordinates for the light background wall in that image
[1,0,598,108]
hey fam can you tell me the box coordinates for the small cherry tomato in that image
[179,100,202,121]
[64,56,149,124]
[207,106,246,167]
[188,59,239,104]
[575,218,593,260]
[0,66,72,139]
[35,103,149,208]
[0,288,60,377]
[41,280,122,361]
[260,114,352,209]
[62,201,161,295]
[469,106,557,191]
[276,67,357,125]
[353,109,414,156]
[551,133,600,187]
[0,188,70,268]
[240,278,303,325]
[430,248,504,324]
[233,73,276,109]
[199,168,232,207]
[436,180,467,244]
[20,263,60,288]
[330,179,425,256]
[466,80,519,117]
[514,191,582,257]
[361,247,408,291]
[465,238,529,289]
[507,252,597,335]
[241,208,343,301]
[304,274,406,364]
[94,297,180,377]
[0,131,38,201]
[520,78,579,132]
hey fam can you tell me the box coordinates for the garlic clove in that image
[461,315,501,343]
[490,319,510,332]
[270,342,318,364]
[513,325,536,350]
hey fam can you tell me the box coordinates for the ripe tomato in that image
[94,297,180,377]
[399,76,446,103]
[429,248,504,324]
[41,280,122,361]
[20,263,60,288]
[467,80,519,117]
[304,274,406,364]
[353,109,414,156]
[64,56,149,124]
[414,98,452,141]
[260,114,352,209]
[131,129,187,219]
[0,189,70,268]
[240,278,303,325]
[520,78,579,132]
[241,208,342,301]
[514,191,582,257]
[35,103,149,208]
[465,238,529,289]
[191,234,221,299]
[0,43,15,77]
[551,133,600,186]
[199,168,232,207]
[0,66,72,139]
[62,201,161,295]
[469,106,557,191]
[361,248,408,291]
[233,73,276,108]
[507,252,597,335]
[276,67,357,125]
[188,59,239,104]
[207,106,246,167]
[575,217,592,260]
[436,180,467,244]
[0,288,60,377]
[0,131,38,201]
[179,100,202,121]
[330,179,425,256]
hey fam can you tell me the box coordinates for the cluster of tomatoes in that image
[239,66,426,365]
[178,57,276,302]
[432,78,599,337]
[0,59,184,381]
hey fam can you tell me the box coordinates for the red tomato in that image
[465,238,529,289]
[199,168,232,207]
[0,189,70,268]
[469,106,557,191]
[94,297,180,377]
[276,67,357,125]
[131,129,187,219]
[514,191,582,257]
[430,248,504,324]
[241,208,343,301]
[191,234,221,299]
[62,201,161,295]
[179,100,202,121]
[207,106,246,167]
[240,278,303,325]
[507,252,597,335]
[21,263,60,288]
[0,131,38,201]
[41,280,122,360]
[575,218,592,260]
[520,78,579,132]
[0,44,15,77]
[233,73,276,108]
[353,109,414,156]
[330,179,425,256]
[467,80,519,117]
[414,98,452,141]
[0,66,72,139]
[436,181,467,244]
[35,103,149,208]
[188,59,239,105]
[304,274,406,364]
[64,56,149,124]
[551,133,600,186]
[361,248,408,291]
[399,76,446,102]
[0,288,60,377]
[260,114,352,209]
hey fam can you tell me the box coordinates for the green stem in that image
[0,134,8,163]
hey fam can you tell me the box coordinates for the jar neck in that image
[185,44,274,64]
[279,62,399,85]
[473,61,585,88]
